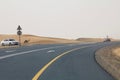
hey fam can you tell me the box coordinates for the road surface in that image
[0,42,119,80]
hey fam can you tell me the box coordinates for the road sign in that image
[17,25,22,46]
[17,25,22,30]
[17,31,22,35]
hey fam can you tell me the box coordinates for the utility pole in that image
[17,25,22,46]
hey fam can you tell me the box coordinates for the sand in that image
[95,45,120,80]
[0,34,79,45]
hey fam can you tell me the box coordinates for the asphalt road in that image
[0,42,119,80]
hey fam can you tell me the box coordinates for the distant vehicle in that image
[103,38,111,42]
[1,39,19,46]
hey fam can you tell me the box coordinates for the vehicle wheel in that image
[9,43,12,46]
[2,43,5,46]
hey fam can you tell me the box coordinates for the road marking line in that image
[0,46,65,60]
[0,43,88,60]
[5,50,16,53]
[32,46,89,80]
[47,50,55,53]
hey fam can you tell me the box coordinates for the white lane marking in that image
[0,43,94,60]
[5,50,16,53]
[0,46,65,60]
[47,50,55,53]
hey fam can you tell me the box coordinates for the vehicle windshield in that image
[9,39,15,41]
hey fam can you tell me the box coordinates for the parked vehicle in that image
[1,39,19,46]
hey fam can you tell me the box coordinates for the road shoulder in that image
[95,45,120,80]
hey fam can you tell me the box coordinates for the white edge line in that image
[0,43,94,60]
[0,46,65,60]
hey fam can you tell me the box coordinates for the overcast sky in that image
[0,0,120,39]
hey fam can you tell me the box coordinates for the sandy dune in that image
[77,38,104,42]
[0,34,119,46]
[0,34,79,45]
[76,38,118,42]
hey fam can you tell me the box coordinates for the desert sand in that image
[95,45,120,80]
[76,38,104,42]
[0,34,79,45]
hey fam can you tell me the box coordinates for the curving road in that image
[0,42,119,80]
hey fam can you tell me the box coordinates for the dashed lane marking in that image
[0,46,65,60]
[47,50,55,53]
[5,50,16,53]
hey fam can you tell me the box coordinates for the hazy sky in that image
[0,0,120,39]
